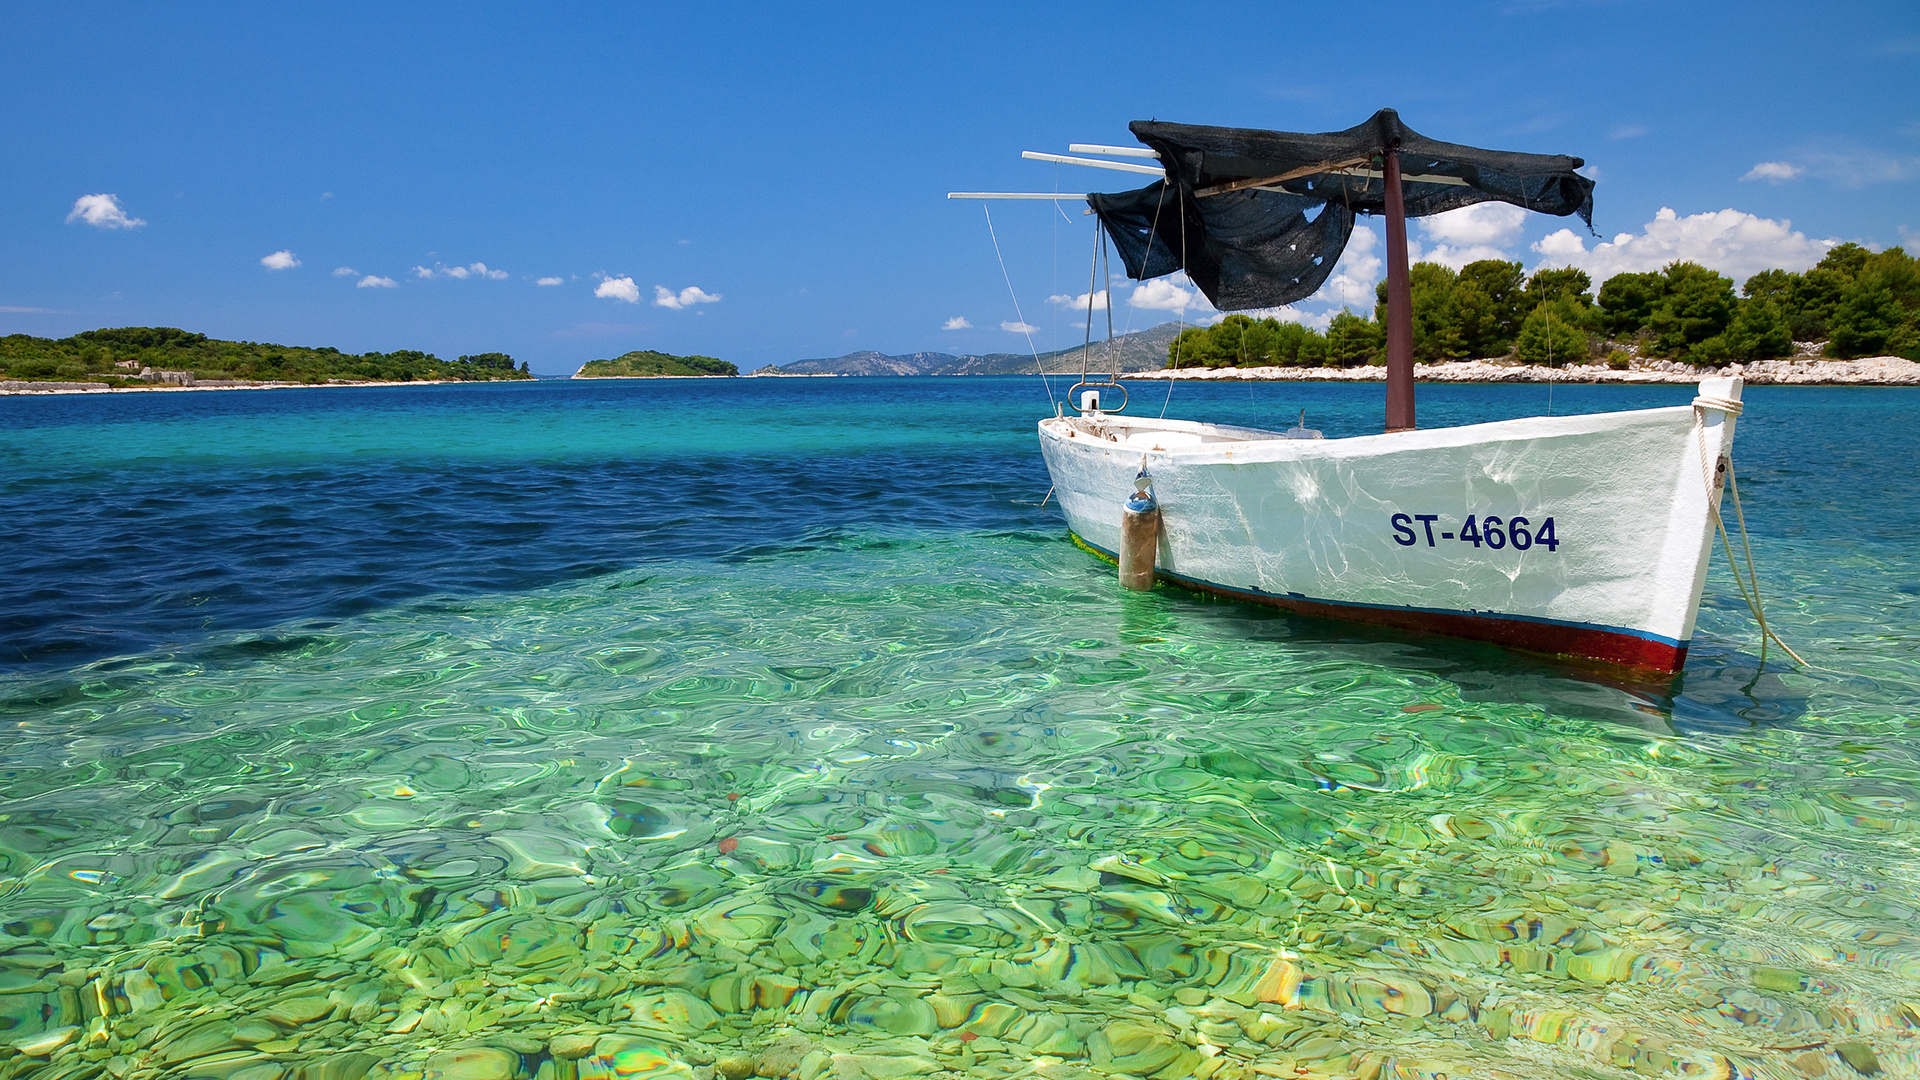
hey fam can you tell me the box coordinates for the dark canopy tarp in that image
[1087,109,1594,312]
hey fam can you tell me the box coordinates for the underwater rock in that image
[1753,966,1805,993]
[424,1048,518,1080]
[825,1051,937,1078]
[622,989,720,1032]
[578,1036,694,1079]
[551,1034,599,1060]
[752,1034,820,1078]
[840,994,937,1037]
[263,996,333,1027]
[1835,1041,1882,1076]
[11,1024,77,1056]
[1087,1020,1197,1077]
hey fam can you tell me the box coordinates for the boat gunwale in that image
[1039,401,1703,463]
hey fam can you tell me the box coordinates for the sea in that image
[1,376,1916,1080]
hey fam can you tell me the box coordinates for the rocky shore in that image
[1122,355,1920,386]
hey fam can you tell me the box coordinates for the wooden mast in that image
[1382,143,1415,432]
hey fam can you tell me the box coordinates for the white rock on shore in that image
[1121,355,1920,386]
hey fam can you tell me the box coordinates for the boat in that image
[956,110,1743,675]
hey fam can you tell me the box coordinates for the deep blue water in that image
[4,376,1916,676]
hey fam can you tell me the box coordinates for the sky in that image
[2,1,1915,376]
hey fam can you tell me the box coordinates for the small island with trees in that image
[572,350,739,378]
[1148,244,1918,379]
[0,327,532,391]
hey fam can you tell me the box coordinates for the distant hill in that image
[767,322,1184,376]
[575,350,738,378]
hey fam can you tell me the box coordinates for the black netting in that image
[1087,108,1595,311]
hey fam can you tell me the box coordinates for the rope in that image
[1080,221,1102,381]
[985,204,1055,408]
[1161,187,1189,420]
[1693,398,1808,669]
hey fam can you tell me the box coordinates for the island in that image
[572,350,738,378]
[0,327,532,392]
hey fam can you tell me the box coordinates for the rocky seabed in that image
[1123,356,1920,386]
[3,809,1914,1080]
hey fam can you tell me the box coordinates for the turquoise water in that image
[1,378,1917,1080]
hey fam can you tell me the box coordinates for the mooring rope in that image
[1694,394,1809,669]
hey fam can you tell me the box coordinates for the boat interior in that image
[1046,411,1317,450]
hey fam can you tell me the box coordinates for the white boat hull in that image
[1038,378,1742,673]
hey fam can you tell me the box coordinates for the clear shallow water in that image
[1,378,1917,1080]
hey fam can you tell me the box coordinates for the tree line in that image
[1167,243,1920,369]
[0,327,534,384]
[576,350,739,377]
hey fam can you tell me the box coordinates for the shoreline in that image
[1119,355,1920,386]
[0,378,515,396]
[9,355,1920,394]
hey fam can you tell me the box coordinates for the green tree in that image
[1169,326,1215,368]
[1828,283,1904,358]
[1524,267,1594,307]
[1596,271,1665,338]
[1514,297,1593,366]
[1647,262,1737,361]
[1452,260,1527,357]
[1376,262,1467,363]
[1208,314,1254,368]
[457,352,518,371]
[1720,298,1793,361]
[1326,310,1383,367]
[1271,321,1327,366]
[1787,267,1849,340]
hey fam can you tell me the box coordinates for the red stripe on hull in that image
[1073,535,1687,674]
[1184,578,1687,674]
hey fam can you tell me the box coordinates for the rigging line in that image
[1080,218,1102,381]
[1545,303,1555,416]
[1103,225,1115,376]
[984,203,1055,407]
[1161,185,1190,420]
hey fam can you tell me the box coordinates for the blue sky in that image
[3,1,1915,375]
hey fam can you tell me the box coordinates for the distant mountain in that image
[766,322,1184,376]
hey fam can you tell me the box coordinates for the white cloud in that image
[1128,277,1209,314]
[1307,223,1383,310]
[536,276,564,286]
[1419,202,1529,248]
[1799,148,1919,188]
[1609,125,1649,140]
[1403,203,1531,269]
[1531,207,1838,285]
[1001,320,1040,334]
[1742,161,1803,184]
[260,249,300,270]
[1048,289,1111,311]
[66,194,145,230]
[942,316,972,330]
[333,266,357,277]
[356,275,398,288]
[653,285,720,309]
[595,276,642,303]
[415,261,509,281]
